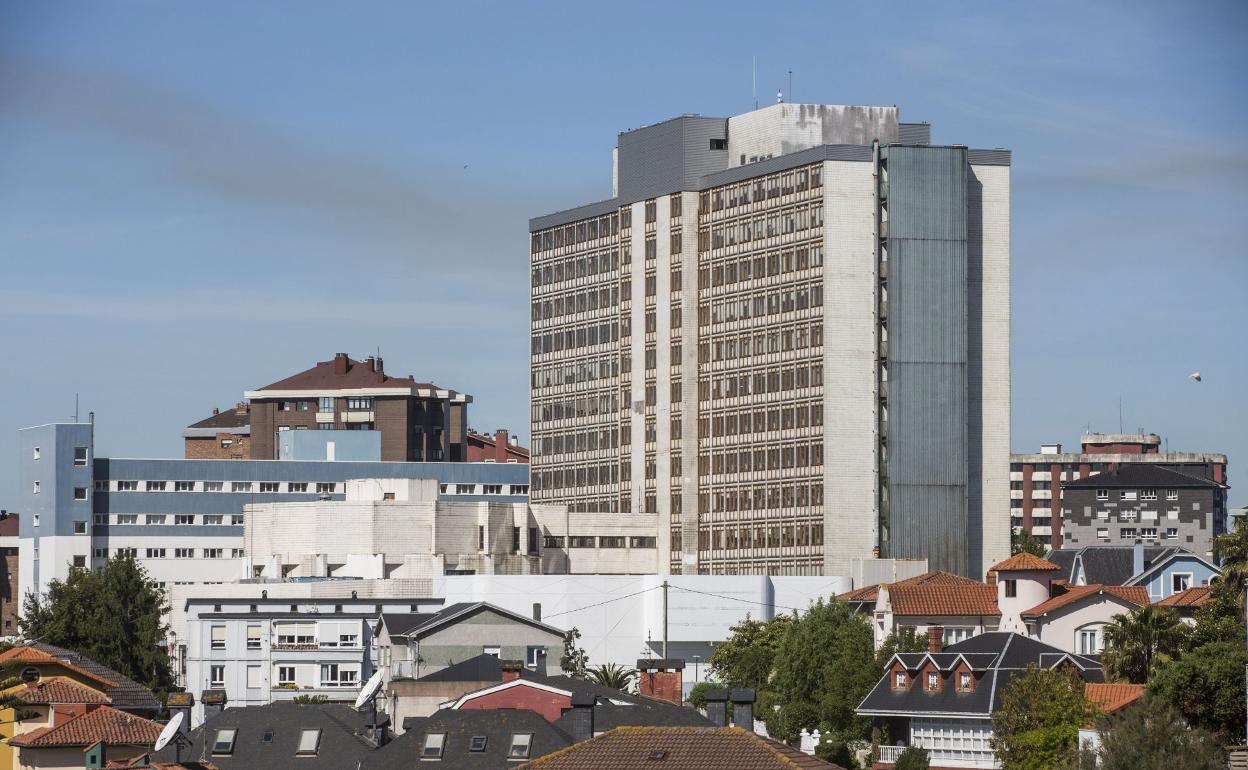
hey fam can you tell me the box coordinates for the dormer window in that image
[926,672,939,691]
[894,671,907,689]
[422,732,446,759]
[959,672,972,691]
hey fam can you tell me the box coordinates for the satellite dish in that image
[354,671,383,709]
[1189,372,1202,382]
[154,711,185,752]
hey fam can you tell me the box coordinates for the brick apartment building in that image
[466,429,530,464]
[183,402,251,459]
[0,512,18,637]
[1011,433,1228,548]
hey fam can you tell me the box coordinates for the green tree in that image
[894,745,930,770]
[1088,697,1225,770]
[1011,531,1048,557]
[706,614,792,691]
[767,599,876,764]
[587,662,635,691]
[1100,605,1188,683]
[292,694,329,704]
[1149,639,1248,741]
[20,556,174,699]
[990,664,1089,770]
[559,627,588,678]
[874,627,928,669]
[1213,516,1248,590]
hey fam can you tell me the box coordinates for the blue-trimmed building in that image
[17,422,530,601]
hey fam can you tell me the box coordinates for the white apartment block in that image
[530,103,1011,578]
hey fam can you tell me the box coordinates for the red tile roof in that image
[1021,584,1148,619]
[1085,683,1145,714]
[19,677,111,705]
[888,583,1001,617]
[1157,587,1211,608]
[836,570,982,604]
[990,553,1061,572]
[515,726,846,769]
[0,647,117,688]
[8,705,163,748]
[252,354,437,393]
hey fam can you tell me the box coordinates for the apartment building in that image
[1010,433,1228,547]
[17,421,530,600]
[529,103,1011,577]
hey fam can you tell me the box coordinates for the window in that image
[146,548,166,559]
[278,666,296,684]
[246,665,261,689]
[1003,579,1017,598]
[175,481,195,492]
[942,627,974,646]
[204,548,224,559]
[146,481,167,492]
[509,484,529,495]
[211,727,236,755]
[73,446,88,466]
[1141,488,1157,500]
[94,547,107,558]
[926,672,939,691]
[959,672,972,692]
[483,646,501,658]
[232,482,252,493]
[297,729,322,756]
[1172,573,1192,593]
[73,555,86,568]
[1096,489,1108,501]
[347,397,374,410]
[175,548,193,558]
[1140,527,1158,539]
[508,733,532,759]
[259,482,280,493]
[1167,508,1180,520]
[320,663,359,687]
[289,482,307,493]
[276,623,316,647]
[1165,527,1178,539]
[146,514,166,525]
[1121,490,1138,501]
[204,515,224,525]
[543,535,565,548]
[1097,528,1109,539]
[454,484,476,494]
[1121,527,1137,538]
[209,665,225,688]
[1096,510,1109,520]
[316,483,336,494]
[74,487,88,500]
[296,400,312,411]
[117,514,138,525]
[32,446,40,460]
[117,480,138,491]
[569,536,596,548]
[421,733,446,759]
[73,520,87,534]
[1166,488,1178,500]
[247,626,262,649]
[94,514,107,525]
[894,671,907,689]
[211,626,226,650]
[527,646,544,668]
[630,536,657,548]
[482,484,503,495]
[709,138,726,150]
[319,397,334,412]
[231,514,245,525]
[32,481,40,495]
[1078,628,1100,655]
[469,735,488,752]
[32,514,39,527]
[232,548,245,558]
[204,481,224,492]
[175,514,195,525]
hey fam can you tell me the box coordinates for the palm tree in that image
[587,662,636,691]
[1213,517,1248,588]
[1101,605,1188,684]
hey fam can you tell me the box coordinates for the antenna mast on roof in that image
[752,56,757,110]
[73,392,78,423]
[788,70,793,104]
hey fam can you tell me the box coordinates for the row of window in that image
[541,535,657,549]
[700,363,824,401]
[701,165,823,215]
[532,285,619,322]
[531,211,620,255]
[99,480,339,494]
[1092,509,1182,522]
[532,356,618,389]
[700,283,824,326]
[422,731,533,760]
[1096,488,1179,501]
[697,522,824,550]
[703,203,824,251]
[438,484,529,496]
[275,397,374,412]
[531,321,618,356]
[701,243,824,290]
[1096,527,1178,541]
[96,513,245,526]
[210,725,322,757]
[30,446,90,465]
[893,669,975,693]
[207,662,359,690]
[210,623,360,651]
[100,547,242,559]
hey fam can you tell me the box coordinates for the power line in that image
[667,584,811,614]
[542,585,661,619]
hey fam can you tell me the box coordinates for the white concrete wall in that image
[1033,596,1137,654]
[996,570,1050,633]
[727,104,898,166]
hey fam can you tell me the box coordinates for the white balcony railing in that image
[876,745,1000,769]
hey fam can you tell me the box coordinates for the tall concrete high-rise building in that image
[528,104,1011,578]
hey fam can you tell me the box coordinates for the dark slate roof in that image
[1045,546,1188,585]
[416,653,506,683]
[253,355,438,393]
[367,708,571,770]
[150,702,376,769]
[381,602,564,641]
[1063,464,1225,489]
[857,632,1103,718]
[31,643,160,712]
[552,701,713,734]
[185,409,250,431]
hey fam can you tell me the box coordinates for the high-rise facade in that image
[529,104,1011,577]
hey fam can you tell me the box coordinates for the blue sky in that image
[1,1,1245,508]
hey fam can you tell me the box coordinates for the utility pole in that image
[662,580,669,658]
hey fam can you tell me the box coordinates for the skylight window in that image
[296,728,321,756]
[469,735,488,752]
[508,733,533,759]
[211,728,237,755]
[422,732,445,759]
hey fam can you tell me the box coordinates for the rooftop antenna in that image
[74,392,79,423]
[788,70,793,104]
[752,56,757,110]
[1118,396,1123,434]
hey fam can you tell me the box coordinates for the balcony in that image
[876,745,999,769]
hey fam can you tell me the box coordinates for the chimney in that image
[569,692,596,742]
[927,626,944,653]
[730,688,755,732]
[501,660,524,682]
[1133,543,1145,577]
[235,402,249,416]
[333,353,349,375]
[509,435,519,447]
[366,356,376,372]
[495,430,509,463]
[704,688,728,727]
[375,357,384,375]
[166,692,194,738]
[212,408,219,416]
[636,658,684,705]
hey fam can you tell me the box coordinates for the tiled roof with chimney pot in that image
[185,405,250,431]
[990,552,1061,573]
[251,353,439,393]
[1157,586,1211,608]
[1063,463,1226,489]
[888,583,1001,617]
[1020,584,1148,620]
[18,677,112,704]
[24,643,160,711]
[1084,683,1145,715]
[510,726,847,770]
[835,570,982,605]
[7,705,163,747]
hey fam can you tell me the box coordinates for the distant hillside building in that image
[1010,433,1228,547]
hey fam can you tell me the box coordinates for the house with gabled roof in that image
[838,570,999,649]
[1046,544,1219,602]
[5,705,164,770]
[858,632,1104,769]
